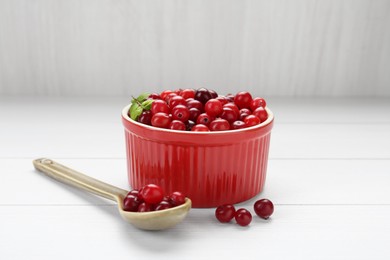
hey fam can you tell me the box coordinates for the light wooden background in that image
[0,0,389,97]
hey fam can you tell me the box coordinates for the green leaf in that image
[141,99,154,110]
[129,103,143,120]
[136,93,150,103]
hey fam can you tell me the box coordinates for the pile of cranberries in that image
[123,184,186,212]
[131,88,268,131]
[215,199,274,227]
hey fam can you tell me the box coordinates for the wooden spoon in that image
[33,158,191,230]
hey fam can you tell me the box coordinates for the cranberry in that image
[191,124,210,132]
[160,90,173,100]
[186,120,196,131]
[215,204,236,223]
[169,95,186,108]
[235,208,252,226]
[244,115,261,127]
[223,103,240,118]
[151,112,171,128]
[234,91,253,109]
[231,120,246,130]
[148,93,161,100]
[239,112,250,121]
[195,88,212,104]
[171,105,190,122]
[189,108,201,122]
[252,107,268,123]
[209,118,230,131]
[250,97,267,111]
[137,110,152,125]
[205,99,223,117]
[186,99,203,111]
[226,94,235,102]
[220,107,238,123]
[208,89,218,99]
[139,184,164,204]
[155,201,171,211]
[137,202,152,212]
[164,93,178,104]
[123,194,142,212]
[239,108,251,115]
[215,96,229,106]
[254,199,274,219]
[151,99,170,114]
[180,89,196,99]
[169,120,186,130]
[196,113,214,126]
[169,191,186,206]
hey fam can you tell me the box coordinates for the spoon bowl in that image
[33,158,191,230]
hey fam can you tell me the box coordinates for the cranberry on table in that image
[169,120,186,130]
[151,112,171,128]
[215,204,236,223]
[235,208,252,226]
[140,184,164,204]
[254,199,274,219]
[234,91,253,109]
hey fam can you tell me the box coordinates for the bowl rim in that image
[122,104,274,135]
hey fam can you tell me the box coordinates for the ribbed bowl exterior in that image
[122,105,274,208]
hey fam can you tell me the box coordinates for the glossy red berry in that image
[137,202,152,212]
[137,110,152,125]
[254,199,274,219]
[215,204,236,223]
[231,120,246,130]
[195,88,213,104]
[123,194,142,212]
[191,124,210,132]
[196,113,214,126]
[186,99,203,111]
[148,93,161,100]
[151,99,170,114]
[155,201,171,211]
[223,103,240,118]
[186,120,196,131]
[252,107,268,123]
[169,95,186,108]
[209,118,230,131]
[189,108,201,122]
[215,96,229,106]
[220,107,238,123]
[208,89,218,99]
[244,115,261,127]
[169,120,186,130]
[250,97,267,111]
[169,191,186,206]
[151,112,171,128]
[140,184,164,204]
[180,89,196,99]
[160,90,173,100]
[171,105,190,122]
[234,91,253,109]
[235,208,252,226]
[205,99,223,117]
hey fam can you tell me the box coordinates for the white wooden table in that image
[1,96,389,259]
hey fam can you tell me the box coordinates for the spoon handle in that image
[33,158,129,202]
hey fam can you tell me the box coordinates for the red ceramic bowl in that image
[122,105,274,208]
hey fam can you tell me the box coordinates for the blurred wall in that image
[0,0,389,97]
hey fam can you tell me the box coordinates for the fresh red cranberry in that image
[151,99,170,114]
[234,91,253,109]
[123,194,142,212]
[209,118,230,131]
[208,89,218,99]
[196,113,214,126]
[169,120,186,130]
[215,96,229,105]
[252,107,268,123]
[169,191,186,206]
[160,90,173,100]
[223,103,240,118]
[195,88,213,104]
[244,114,261,127]
[254,199,274,219]
[139,184,164,204]
[186,99,203,111]
[173,89,183,95]
[250,97,267,110]
[155,201,172,211]
[235,208,252,226]
[186,120,196,131]
[180,89,196,99]
[231,120,246,130]
[137,110,152,125]
[205,99,223,117]
[137,202,152,212]
[169,95,186,108]
[220,107,238,123]
[239,112,250,121]
[148,93,161,100]
[239,108,251,115]
[189,108,201,122]
[215,204,236,223]
[164,92,178,104]
[226,94,235,102]
[172,105,190,122]
[191,124,210,132]
[151,112,171,128]
[128,189,140,197]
